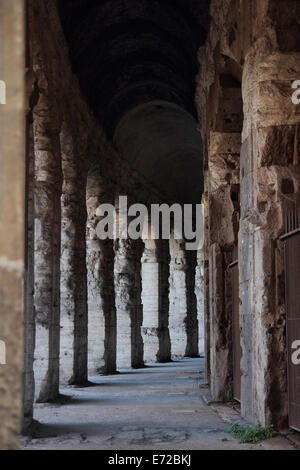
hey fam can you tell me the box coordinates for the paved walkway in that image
[21,358,298,450]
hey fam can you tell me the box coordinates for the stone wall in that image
[208,132,240,401]
[0,0,25,449]
[240,50,300,427]
[197,0,300,427]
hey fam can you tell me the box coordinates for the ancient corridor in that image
[1,0,300,452]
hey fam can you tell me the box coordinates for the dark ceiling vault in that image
[58,0,210,203]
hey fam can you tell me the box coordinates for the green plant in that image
[228,423,275,444]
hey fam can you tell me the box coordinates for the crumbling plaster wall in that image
[197,0,300,427]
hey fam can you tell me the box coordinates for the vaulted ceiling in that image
[59,0,210,203]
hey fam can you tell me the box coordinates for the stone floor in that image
[21,358,299,450]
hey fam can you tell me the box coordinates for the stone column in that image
[33,80,62,403]
[23,117,35,430]
[86,165,116,375]
[157,240,171,362]
[202,185,211,382]
[185,250,199,358]
[59,121,88,385]
[195,249,205,355]
[115,237,144,369]
[141,239,171,363]
[208,131,240,402]
[141,240,160,363]
[0,0,25,448]
[240,51,300,427]
[168,237,188,358]
[23,2,36,426]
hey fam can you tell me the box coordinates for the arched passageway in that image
[2,0,300,451]
[20,0,207,439]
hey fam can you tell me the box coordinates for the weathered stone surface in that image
[197,0,300,429]
[169,238,189,358]
[141,239,171,363]
[5,0,300,450]
[0,0,25,449]
[30,5,65,400]
[209,243,232,401]
[60,122,88,385]
[141,241,161,363]
[157,240,172,363]
[195,249,205,355]
[33,90,62,403]
[238,47,300,427]
[86,167,116,376]
[114,238,144,369]
[23,117,35,432]
[185,250,199,358]
[242,53,300,143]
[206,132,240,401]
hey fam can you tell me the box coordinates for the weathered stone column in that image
[0,0,25,448]
[86,165,117,375]
[59,121,88,385]
[185,250,199,358]
[141,239,171,363]
[33,77,62,403]
[240,51,300,427]
[202,185,211,382]
[208,132,240,401]
[141,240,160,362]
[169,237,188,358]
[157,239,171,362]
[23,2,36,425]
[115,237,144,369]
[23,117,35,430]
[195,249,205,355]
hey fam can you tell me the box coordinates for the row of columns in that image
[24,138,202,427]
[28,176,200,369]
[22,0,203,433]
